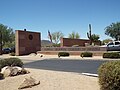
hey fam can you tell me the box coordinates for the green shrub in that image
[0,58,23,71]
[103,52,120,58]
[9,52,15,56]
[58,52,70,57]
[98,61,120,90]
[80,52,93,57]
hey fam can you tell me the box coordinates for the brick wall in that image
[15,30,41,56]
[60,38,101,47]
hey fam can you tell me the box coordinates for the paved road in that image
[24,58,108,74]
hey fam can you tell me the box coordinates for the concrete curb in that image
[82,73,98,77]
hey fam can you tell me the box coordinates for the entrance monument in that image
[15,29,41,56]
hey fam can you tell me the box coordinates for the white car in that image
[106,41,120,51]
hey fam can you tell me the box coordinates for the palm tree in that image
[91,34,100,42]
[50,31,64,44]
[68,31,80,39]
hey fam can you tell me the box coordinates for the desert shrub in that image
[9,52,15,56]
[103,52,120,58]
[53,43,60,47]
[58,52,70,57]
[98,61,120,90]
[80,52,93,57]
[0,58,23,71]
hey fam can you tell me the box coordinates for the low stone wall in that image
[41,47,106,51]
[38,47,107,56]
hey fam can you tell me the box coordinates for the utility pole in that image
[0,30,2,55]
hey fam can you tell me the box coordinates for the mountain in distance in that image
[41,40,53,47]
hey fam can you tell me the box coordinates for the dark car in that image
[10,47,15,53]
[2,48,11,54]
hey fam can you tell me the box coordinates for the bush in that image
[9,52,15,56]
[103,52,120,58]
[98,61,120,90]
[80,52,93,57]
[0,58,23,71]
[58,52,70,57]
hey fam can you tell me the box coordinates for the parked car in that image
[106,41,120,51]
[2,47,15,54]
[2,48,11,54]
[10,47,15,53]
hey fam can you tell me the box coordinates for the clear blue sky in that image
[0,0,120,40]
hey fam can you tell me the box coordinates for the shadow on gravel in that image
[24,58,107,74]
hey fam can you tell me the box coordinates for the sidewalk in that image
[0,54,116,63]
[0,54,103,60]
[0,54,106,65]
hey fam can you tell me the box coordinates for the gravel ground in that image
[0,68,100,90]
[0,54,101,90]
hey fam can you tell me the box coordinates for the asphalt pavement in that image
[24,58,108,74]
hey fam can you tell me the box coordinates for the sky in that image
[0,0,120,40]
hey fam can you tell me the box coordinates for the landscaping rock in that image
[36,53,44,57]
[19,68,30,75]
[1,66,11,77]
[10,67,19,76]
[0,73,4,80]
[1,66,30,77]
[1,66,10,74]
[18,77,40,89]
[29,53,36,56]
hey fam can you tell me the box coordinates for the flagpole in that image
[48,30,53,47]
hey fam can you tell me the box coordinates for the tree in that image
[68,31,80,39]
[91,34,100,42]
[105,22,120,40]
[49,31,64,44]
[102,39,112,45]
[0,24,15,54]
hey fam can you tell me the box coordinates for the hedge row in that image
[81,52,93,57]
[58,52,120,58]
[58,52,93,57]
[103,52,120,58]
[58,52,70,57]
